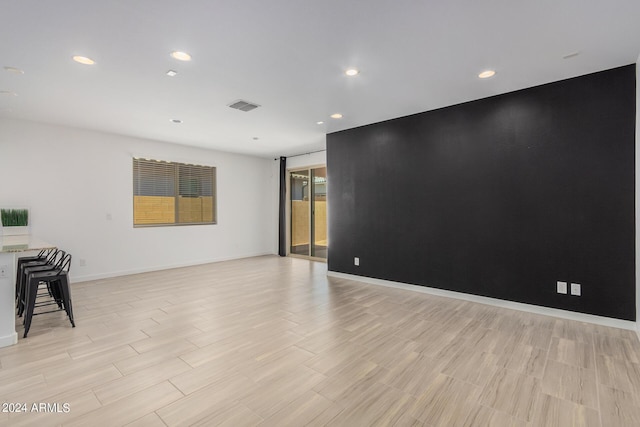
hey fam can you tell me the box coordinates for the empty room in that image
[1,1,640,426]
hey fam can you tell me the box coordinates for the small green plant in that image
[1,209,29,227]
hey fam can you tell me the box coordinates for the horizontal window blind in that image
[133,158,216,226]
[133,159,175,197]
[178,164,214,197]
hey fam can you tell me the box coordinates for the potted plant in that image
[1,208,30,236]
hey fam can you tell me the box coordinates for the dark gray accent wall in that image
[327,65,636,320]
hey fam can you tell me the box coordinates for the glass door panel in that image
[290,169,310,256]
[311,167,327,259]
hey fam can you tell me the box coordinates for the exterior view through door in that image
[290,167,327,259]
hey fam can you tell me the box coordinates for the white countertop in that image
[0,235,56,253]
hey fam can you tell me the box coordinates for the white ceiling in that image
[2,0,639,158]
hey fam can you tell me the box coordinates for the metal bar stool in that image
[22,252,75,338]
[15,248,56,301]
[17,250,65,317]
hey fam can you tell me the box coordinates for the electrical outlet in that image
[556,281,567,294]
[0,265,8,278]
[571,283,581,296]
[79,259,87,267]
[354,257,360,266]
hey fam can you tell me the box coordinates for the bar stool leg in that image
[17,263,33,316]
[58,277,75,327]
[23,277,39,338]
[49,280,63,309]
[17,264,26,316]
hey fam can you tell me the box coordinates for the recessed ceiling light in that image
[252,137,259,140]
[345,68,359,76]
[478,70,496,79]
[170,119,183,124]
[170,51,191,61]
[3,66,24,74]
[330,113,343,119]
[0,90,17,96]
[72,56,95,65]
[166,70,178,77]
[316,121,324,125]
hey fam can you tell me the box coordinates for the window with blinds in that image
[133,158,216,226]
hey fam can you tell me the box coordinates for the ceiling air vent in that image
[228,100,260,112]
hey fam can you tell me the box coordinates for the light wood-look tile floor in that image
[1,255,640,426]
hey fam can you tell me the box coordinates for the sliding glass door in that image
[290,166,327,259]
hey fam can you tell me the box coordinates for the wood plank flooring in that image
[1,255,640,426]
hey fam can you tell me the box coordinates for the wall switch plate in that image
[557,281,567,294]
[354,257,360,266]
[571,283,581,296]
[0,265,8,278]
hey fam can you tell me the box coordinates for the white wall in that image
[0,118,277,282]
[287,151,326,170]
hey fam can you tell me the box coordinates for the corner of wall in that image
[636,56,640,339]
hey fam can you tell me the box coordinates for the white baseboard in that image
[72,252,274,283]
[328,271,637,331]
[0,332,18,348]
